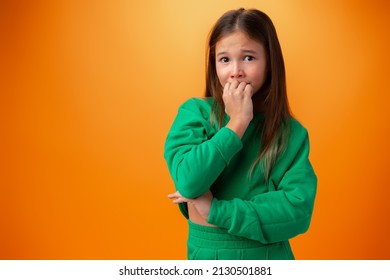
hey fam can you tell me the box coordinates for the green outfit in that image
[164,98,317,260]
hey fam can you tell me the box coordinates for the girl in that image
[164,8,317,260]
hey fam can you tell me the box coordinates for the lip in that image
[229,80,250,84]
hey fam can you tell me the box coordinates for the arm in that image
[207,130,317,244]
[164,83,254,199]
[164,99,243,198]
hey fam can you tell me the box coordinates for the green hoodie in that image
[164,97,317,245]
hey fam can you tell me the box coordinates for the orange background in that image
[1,0,389,259]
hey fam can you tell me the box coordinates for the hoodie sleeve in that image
[164,98,243,199]
[207,127,317,244]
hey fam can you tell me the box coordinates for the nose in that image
[230,62,244,79]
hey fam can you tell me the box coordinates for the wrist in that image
[225,117,251,139]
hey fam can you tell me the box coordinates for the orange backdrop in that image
[1,0,389,259]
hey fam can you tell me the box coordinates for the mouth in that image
[230,80,250,84]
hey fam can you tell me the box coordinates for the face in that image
[215,31,267,94]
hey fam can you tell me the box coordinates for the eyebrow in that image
[216,49,258,56]
[241,49,258,54]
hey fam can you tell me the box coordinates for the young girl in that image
[164,8,317,260]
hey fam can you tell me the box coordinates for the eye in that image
[219,57,229,63]
[244,55,255,61]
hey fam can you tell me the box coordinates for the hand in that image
[168,190,213,220]
[223,81,254,138]
[223,80,253,123]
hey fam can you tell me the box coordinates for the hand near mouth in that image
[222,80,254,138]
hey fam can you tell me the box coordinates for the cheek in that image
[257,64,267,80]
[258,69,267,85]
[251,68,267,91]
[216,68,227,85]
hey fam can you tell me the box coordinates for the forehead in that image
[216,31,264,53]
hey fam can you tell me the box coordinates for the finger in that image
[167,191,181,199]
[172,197,191,204]
[230,79,239,91]
[223,82,230,97]
[171,199,181,204]
[172,198,184,204]
[169,194,181,203]
[244,83,253,97]
[167,193,176,198]
[236,82,247,93]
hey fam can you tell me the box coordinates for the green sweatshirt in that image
[164,97,317,245]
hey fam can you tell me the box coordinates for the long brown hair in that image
[205,8,292,181]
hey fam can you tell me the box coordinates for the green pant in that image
[187,220,295,260]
